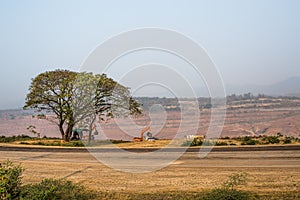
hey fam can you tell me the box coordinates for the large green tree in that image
[24,69,141,141]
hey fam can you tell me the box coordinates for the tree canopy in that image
[24,69,141,141]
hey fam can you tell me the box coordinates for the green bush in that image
[182,138,203,146]
[111,140,130,144]
[216,141,228,146]
[266,136,280,144]
[202,140,216,146]
[221,136,230,139]
[182,139,224,147]
[241,140,258,145]
[0,160,96,200]
[62,141,84,147]
[20,178,95,200]
[19,142,29,145]
[0,135,32,143]
[223,172,248,191]
[240,136,258,145]
[283,137,292,144]
[242,136,251,142]
[0,160,23,200]
[32,141,45,146]
[203,188,252,200]
[202,172,258,200]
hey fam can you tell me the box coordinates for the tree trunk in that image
[58,123,65,141]
[88,115,96,145]
[65,124,74,142]
[88,129,92,145]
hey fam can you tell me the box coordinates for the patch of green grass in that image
[0,135,31,143]
[83,139,130,147]
[27,139,130,147]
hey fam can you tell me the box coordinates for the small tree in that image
[26,125,40,139]
[223,172,248,191]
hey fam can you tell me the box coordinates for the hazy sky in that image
[0,0,299,109]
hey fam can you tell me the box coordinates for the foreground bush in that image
[0,160,23,200]
[202,188,253,200]
[20,179,95,200]
[0,160,95,200]
[202,172,259,200]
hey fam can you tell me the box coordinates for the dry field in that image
[0,148,299,198]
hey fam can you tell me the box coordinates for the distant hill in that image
[265,77,300,96]
[226,77,300,97]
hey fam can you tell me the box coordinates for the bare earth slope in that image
[1,97,300,140]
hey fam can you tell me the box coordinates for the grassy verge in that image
[182,134,300,147]
[0,134,299,148]
[0,135,131,147]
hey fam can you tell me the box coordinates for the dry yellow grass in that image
[0,149,299,196]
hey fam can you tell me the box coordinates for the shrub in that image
[276,132,283,137]
[202,172,259,200]
[111,140,130,144]
[242,136,251,142]
[283,137,292,144]
[0,135,32,143]
[19,142,29,145]
[0,161,95,200]
[240,136,259,145]
[223,172,248,191]
[63,141,84,147]
[182,139,221,147]
[216,141,228,146]
[32,141,45,146]
[203,188,252,200]
[202,140,216,146]
[266,136,280,144]
[221,136,230,139]
[0,160,23,199]
[182,138,203,146]
[20,178,95,200]
[241,140,258,145]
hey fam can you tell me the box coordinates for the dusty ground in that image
[1,148,299,196]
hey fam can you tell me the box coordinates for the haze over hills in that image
[0,77,299,111]
[129,76,300,99]
[226,76,300,97]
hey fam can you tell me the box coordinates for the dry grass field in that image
[0,148,299,199]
